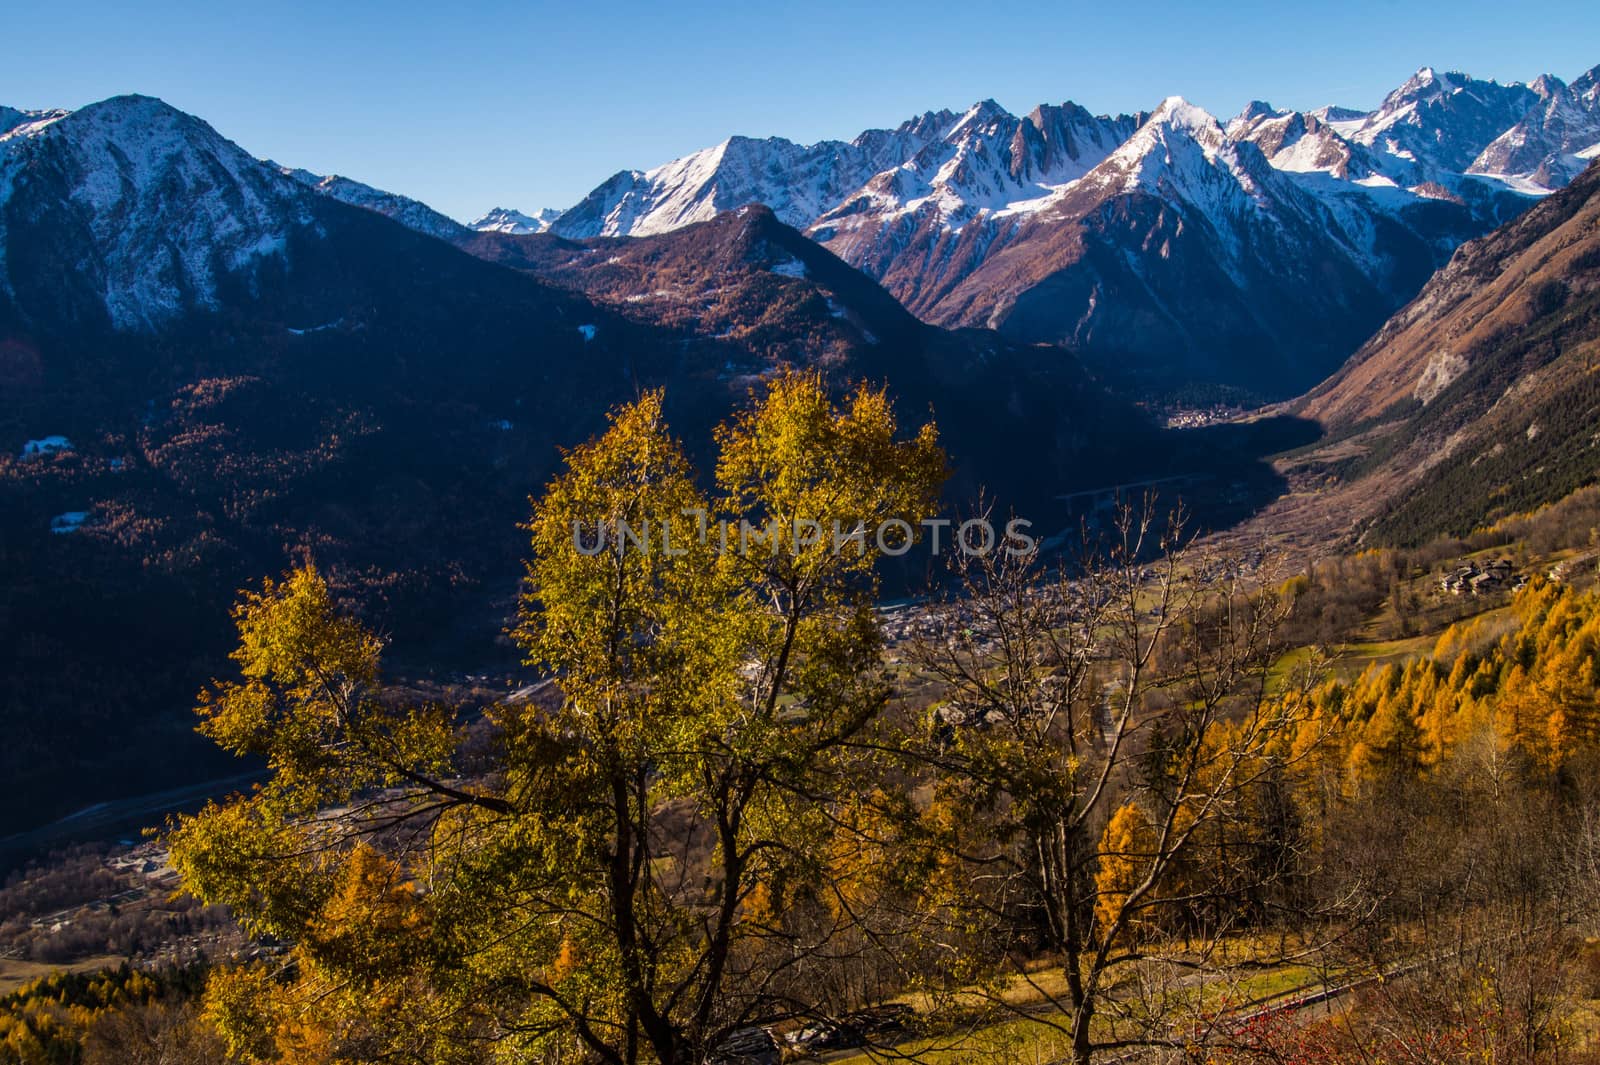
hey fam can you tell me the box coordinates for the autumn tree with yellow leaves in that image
[168,374,945,1065]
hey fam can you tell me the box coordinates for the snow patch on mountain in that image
[769,255,808,278]
[1227,103,1385,180]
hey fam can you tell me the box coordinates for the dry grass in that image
[0,954,127,996]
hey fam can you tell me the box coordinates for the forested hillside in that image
[1267,159,1600,549]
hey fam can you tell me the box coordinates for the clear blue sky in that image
[6,0,1599,222]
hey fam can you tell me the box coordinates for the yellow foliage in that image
[1290,579,1600,790]
[168,374,948,1065]
[1095,801,1157,936]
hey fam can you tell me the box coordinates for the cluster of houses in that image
[1548,553,1599,584]
[877,602,941,650]
[1439,557,1525,596]
[1161,404,1244,429]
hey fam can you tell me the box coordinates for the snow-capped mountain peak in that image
[0,94,316,329]
[808,99,1138,239]
[1228,101,1384,180]
[470,206,563,234]
[1100,97,1234,190]
[1225,100,1285,137]
[1352,67,1540,181]
[1310,104,1366,124]
[552,131,881,238]
[1385,65,1459,104]
[1575,65,1600,110]
[1015,102,1144,184]
[0,106,69,140]
[850,109,962,170]
[1469,73,1600,189]
[945,98,1012,141]
[1530,73,1567,100]
[277,166,466,241]
[1148,96,1225,140]
[1068,97,1354,254]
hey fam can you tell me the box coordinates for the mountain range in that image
[35,64,1590,400]
[450,64,1599,397]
